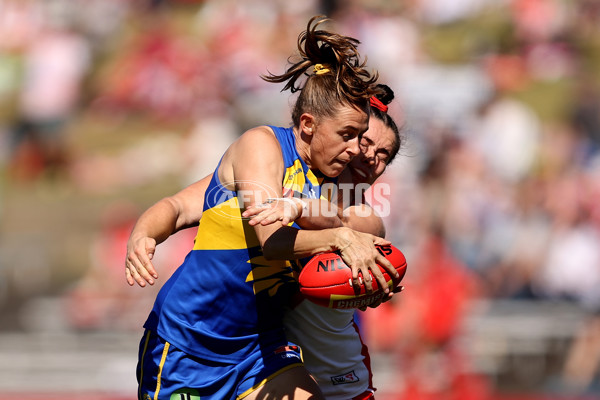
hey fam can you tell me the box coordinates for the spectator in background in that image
[572,77,600,162]
[181,116,239,186]
[9,18,91,182]
[92,15,206,121]
[537,169,600,395]
[533,171,600,309]
[473,54,541,185]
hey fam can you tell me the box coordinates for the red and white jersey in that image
[283,297,375,399]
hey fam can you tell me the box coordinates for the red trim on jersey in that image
[352,389,376,400]
[352,318,376,396]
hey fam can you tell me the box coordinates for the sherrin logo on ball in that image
[298,244,407,309]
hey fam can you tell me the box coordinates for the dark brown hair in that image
[371,84,402,164]
[262,16,380,126]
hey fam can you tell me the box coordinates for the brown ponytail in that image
[262,16,380,126]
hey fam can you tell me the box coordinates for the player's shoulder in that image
[239,125,278,143]
[227,125,282,167]
[237,126,281,155]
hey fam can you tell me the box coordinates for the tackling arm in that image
[125,174,211,287]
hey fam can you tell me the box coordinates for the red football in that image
[298,244,407,309]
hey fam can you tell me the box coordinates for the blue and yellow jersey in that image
[144,126,329,362]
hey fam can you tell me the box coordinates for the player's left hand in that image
[125,235,158,287]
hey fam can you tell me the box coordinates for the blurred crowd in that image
[1,0,600,398]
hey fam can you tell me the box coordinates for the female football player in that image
[126,16,397,400]
[127,82,401,399]
[245,84,402,400]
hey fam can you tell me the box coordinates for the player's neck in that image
[294,126,313,170]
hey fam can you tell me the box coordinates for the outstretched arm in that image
[243,198,384,236]
[243,166,385,237]
[125,174,211,287]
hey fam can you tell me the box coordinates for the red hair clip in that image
[370,97,388,113]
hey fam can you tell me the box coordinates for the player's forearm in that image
[295,198,344,230]
[129,198,185,246]
[261,226,346,260]
[130,175,209,245]
[341,204,386,238]
[296,201,385,238]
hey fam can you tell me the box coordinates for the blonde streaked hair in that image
[262,15,380,126]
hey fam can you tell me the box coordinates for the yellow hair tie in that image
[314,64,331,75]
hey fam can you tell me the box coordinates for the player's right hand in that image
[335,227,395,294]
[242,198,304,227]
[125,236,158,287]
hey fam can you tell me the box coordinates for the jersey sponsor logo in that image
[286,167,304,182]
[331,292,386,309]
[331,370,360,385]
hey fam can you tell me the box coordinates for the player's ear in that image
[299,113,316,138]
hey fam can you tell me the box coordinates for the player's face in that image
[309,104,368,177]
[347,117,395,185]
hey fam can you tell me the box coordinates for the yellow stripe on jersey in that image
[193,197,260,250]
[305,168,321,188]
[154,341,170,400]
